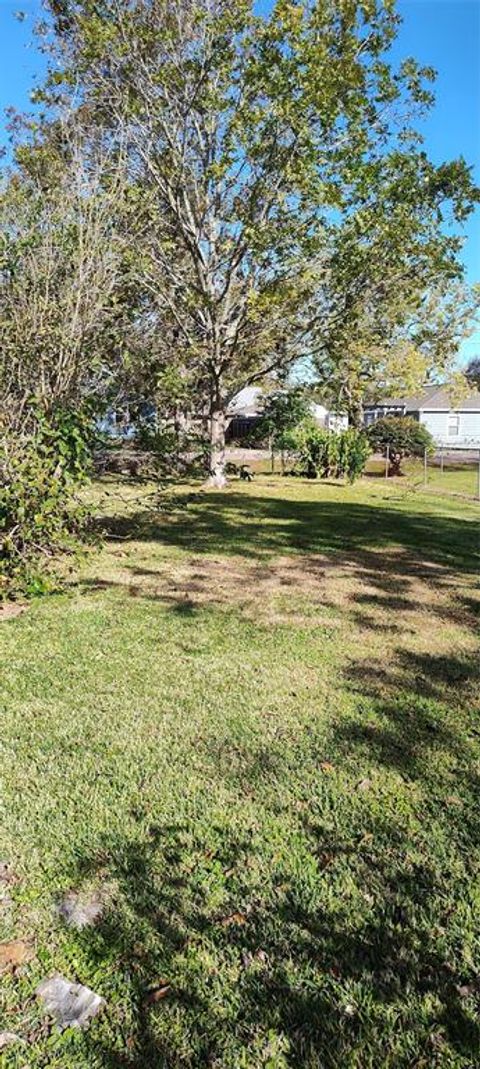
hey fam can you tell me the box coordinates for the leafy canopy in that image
[368,415,434,473]
[37,0,478,416]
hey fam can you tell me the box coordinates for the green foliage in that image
[337,428,372,484]
[289,422,370,482]
[0,407,94,597]
[36,0,479,482]
[368,415,434,475]
[136,422,210,478]
[0,147,125,424]
[256,388,310,450]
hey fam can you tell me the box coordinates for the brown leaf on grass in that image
[0,940,33,970]
[456,984,475,999]
[145,984,171,1004]
[242,949,268,969]
[0,603,27,622]
[320,761,334,773]
[0,1032,25,1051]
[0,861,19,885]
[220,911,247,927]
[429,1031,447,1051]
[357,778,373,792]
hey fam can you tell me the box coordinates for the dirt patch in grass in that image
[79,542,479,652]
[0,602,27,622]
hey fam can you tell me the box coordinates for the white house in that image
[364,385,480,448]
[227,386,347,439]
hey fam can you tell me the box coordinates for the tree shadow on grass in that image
[338,646,480,858]
[95,490,480,571]
[84,487,480,641]
[61,489,480,1064]
[59,645,480,1068]
[72,792,480,1067]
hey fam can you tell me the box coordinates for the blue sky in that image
[0,0,479,358]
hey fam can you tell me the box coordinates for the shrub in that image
[367,416,434,475]
[288,421,370,482]
[135,422,210,477]
[0,407,94,598]
[337,428,372,483]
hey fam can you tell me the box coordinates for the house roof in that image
[364,398,406,409]
[366,385,480,412]
[405,385,480,411]
[227,386,263,415]
[228,388,332,419]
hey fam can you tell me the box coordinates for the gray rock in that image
[36,974,105,1031]
[0,1032,24,1050]
[56,889,104,930]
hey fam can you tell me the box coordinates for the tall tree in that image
[312,150,480,426]
[35,0,478,481]
[0,130,126,432]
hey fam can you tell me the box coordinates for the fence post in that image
[424,448,428,488]
[440,448,444,474]
[385,444,389,479]
[270,438,275,474]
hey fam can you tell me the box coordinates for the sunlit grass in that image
[0,475,479,1067]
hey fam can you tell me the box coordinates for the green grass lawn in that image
[1,475,479,1068]
[366,456,480,499]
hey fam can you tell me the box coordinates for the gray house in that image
[364,385,480,447]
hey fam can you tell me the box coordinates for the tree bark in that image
[208,405,227,487]
[348,400,364,430]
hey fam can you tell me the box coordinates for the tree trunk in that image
[348,400,364,430]
[270,437,275,473]
[208,405,227,487]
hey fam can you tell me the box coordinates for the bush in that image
[367,416,434,475]
[288,422,370,482]
[135,422,210,477]
[0,408,94,598]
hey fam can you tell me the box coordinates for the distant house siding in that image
[420,411,448,440]
[364,387,480,446]
[420,410,480,445]
[327,413,349,431]
[459,412,480,441]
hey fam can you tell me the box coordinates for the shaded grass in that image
[0,475,479,1068]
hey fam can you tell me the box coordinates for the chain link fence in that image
[227,445,480,500]
[379,447,480,501]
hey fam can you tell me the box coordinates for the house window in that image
[447,414,460,437]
